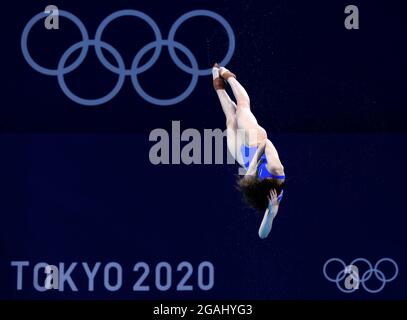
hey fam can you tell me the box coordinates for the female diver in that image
[212,64,285,239]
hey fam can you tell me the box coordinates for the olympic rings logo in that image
[21,9,235,106]
[323,258,398,293]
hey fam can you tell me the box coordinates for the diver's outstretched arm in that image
[258,189,280,239]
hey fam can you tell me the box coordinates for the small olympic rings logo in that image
[21,9,235,106]
[323,258,398,293]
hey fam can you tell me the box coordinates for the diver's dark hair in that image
[237,176,285,211]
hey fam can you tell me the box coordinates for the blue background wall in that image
[0,0,406,299]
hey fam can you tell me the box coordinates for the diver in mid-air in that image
[212,63,285,239]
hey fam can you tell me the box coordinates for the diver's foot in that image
[212,63,225,90]
[219,66,236,80]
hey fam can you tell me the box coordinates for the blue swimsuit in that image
[241,144,285,201]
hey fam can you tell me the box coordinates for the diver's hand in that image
[268,189,279,208]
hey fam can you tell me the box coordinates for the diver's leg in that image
[225,117,245,167]
[219,67,267,146]
[213,66,237,123]
[212,66,244,166]
[219,67,250,109]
